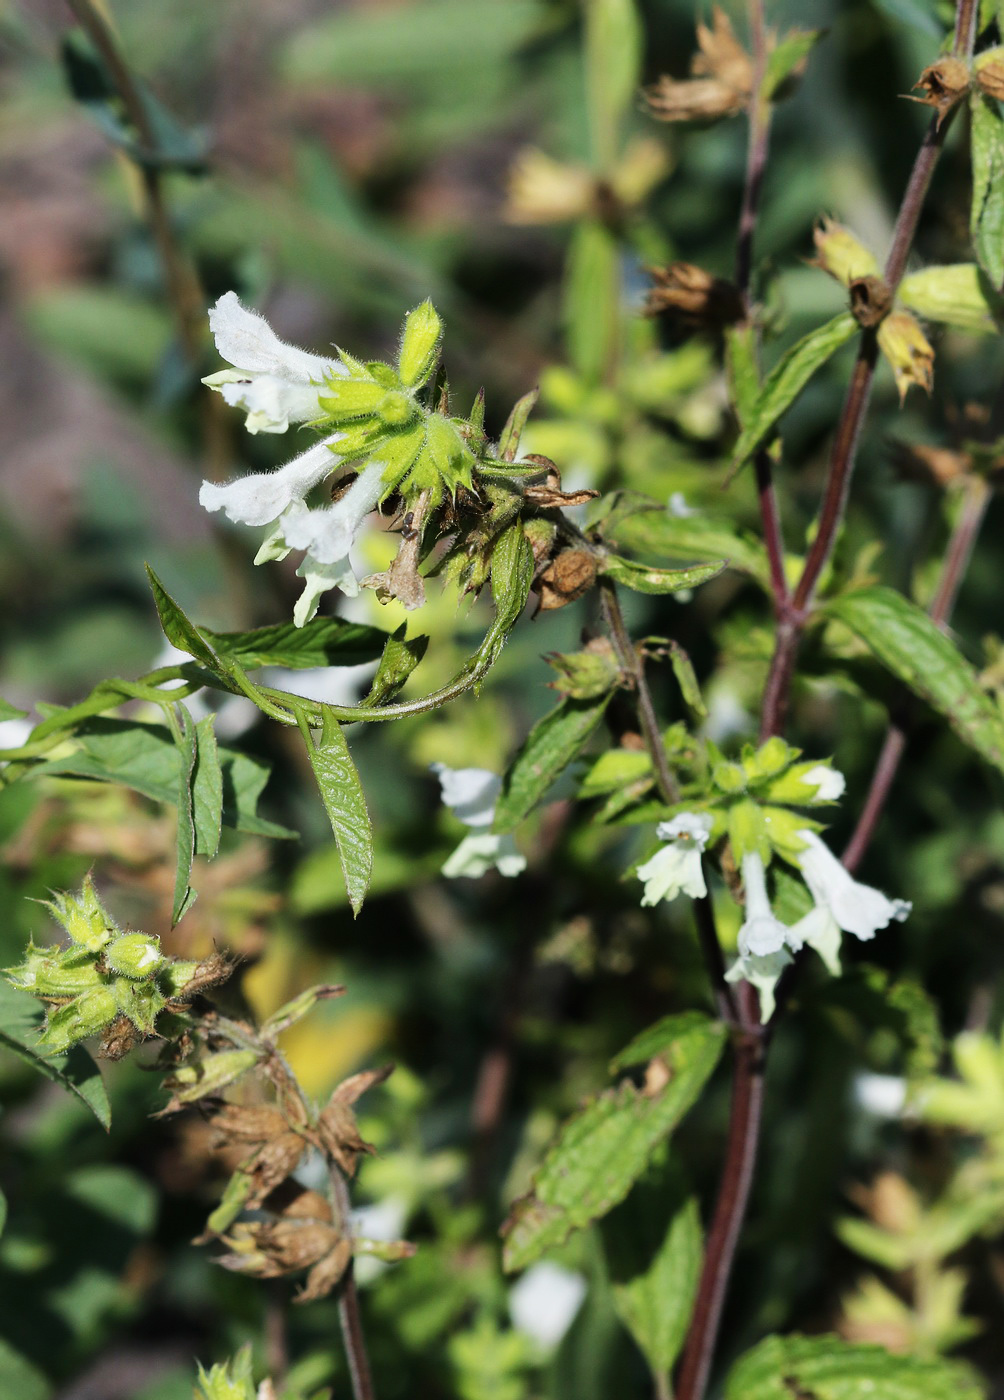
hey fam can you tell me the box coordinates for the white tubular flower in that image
[636,812,712,906]
[200,435,343,528]
[431,763,526,880]
[202,291,346,434]
[280,461,390,625]
[725,946,791,1022]
[794,829,911,940]
[737,852,789,957]
[786,902,842,976]
[803,764,846,801]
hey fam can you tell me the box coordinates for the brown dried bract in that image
[646,262,745,328]
[210,1102,309,1207]
[99,1014,139,1061]
[317,1064,394,1178]
[536,549,599,611]
[167,950,235,1006]
[520,456,599,509]
[645,7,752,123]
[849,275,893,329]
[906,57,970,125]
[363,489,430,611]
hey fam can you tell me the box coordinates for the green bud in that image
[316,378,389,422]
[416,413,475,501]
[763,760,841,806]
[114,978,165,1036]
[762,806,817,862]
[727,798,769,865]
[378,390,417,427]
[105,932,164,979]
[812,218,878,288]
[742,736,798,784]
[37,986,117,1054]
[163,1048,259,1106]
[898,264,999,335]
[397,299,443,389]
[43,876,117,951]
[367,360,400,389]
[195,1346,256,1400]
[712,760,746,795]
[5,941,103,998]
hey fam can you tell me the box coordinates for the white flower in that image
[200,435,344,528]
[509,1262,587,1351]
[667,491,697,518]
[786,901,842,975]
[431,763,526,879]
[636,812,712,906]
[803,764,846,802]
[794,829,910,941]
[736,852,789,957]
[853,1072,908,1119]
[725,945,791,1022]
[202,291,345,434]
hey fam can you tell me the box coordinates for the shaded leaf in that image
[565,220,620,386]
[0,1340,51,1400]
[193,716,224,858]
[365,624,429,705]
[724,1333,982,1399]
[494,694,613,833]
[600,553,726,595]
[825,586,1004,773]
[970,93,1004,291]
[0,697,27,722]
[730,312,858,473]
[586,0,642,169]
[202,617,389,670]
[298,708,373,916]
[763,29,823,101]
[596,493,771,587]
[483,522,535,667]
[173,711,198,925]
[0,981,110,1129]
[501,1013,725,1271]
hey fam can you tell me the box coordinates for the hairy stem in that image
[843,476,990,871]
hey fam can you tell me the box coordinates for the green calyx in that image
[700,740,837,865]
[41,874,118,951]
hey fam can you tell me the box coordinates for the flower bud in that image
[811,219,878,288]
[377,391,416,426]
[37,986,117,1054]
[43,875,117,952]
[764,761,845,805]
[877,311,934,401]
[712,760,747,795]
[397,300,442,389]
[105,933,164,979]
[195,1348,256,1400]
[113,977,166,1036]
[5,942,103,998]
[742,737,797,783]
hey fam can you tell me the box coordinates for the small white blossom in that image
[794,829,910,941]
[509,1262,587,1350]
[202,291,345,434]
[667,491,697,518]
[431,763,526,880]
[636,812,712,906]
[737,852,789,957]
[803,764,846,802]
[725,945,791,1022]
[200,435,344,529]
[853,1072,908,1119]
[786,901,842,975]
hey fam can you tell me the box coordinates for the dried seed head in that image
[646,262,745,328]
[907,57,970,124]
[849,275,893,329]
[889,441,971,488]
[975,48,1004,101]
[644,6,752,122]
[536,549,599,611]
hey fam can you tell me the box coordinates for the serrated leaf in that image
[0,697,27,721]
[173,711,198,925]
[970,93,1004,291]
[0,980,110,1129]
[824,585,1004,774]
[498,388,539,461]
[730,312,858,473]
[501,1013,725,1271]
[494,694,613,833]
[193,716,223,859]
[763,29,823,101]
[597,494,771,587]
[298,708,372,915]
[604,1168,702,1383]
[365,624,429,705]
[34,718,295,839]
[724,1333,983,1399]
[600,553,726,595]
[201,617,388,669]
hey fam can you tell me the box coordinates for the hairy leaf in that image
[730,312,858,473]
[366,624,429,705]
[598,494,771,587]
[599,553,726,595]
[501,1013,725,1270]
[825,586,1004,774]
[724,1333,982,1399]
[0,981,110,1129]
[494,694,613,833]
[193,716,224,858]
[483,522,535,667]
[298,708,373,915]
[971,93,1004,291]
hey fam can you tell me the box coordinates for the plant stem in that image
[329,1164,377,1400]
[842,475,990,871]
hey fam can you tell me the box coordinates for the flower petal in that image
[200,437,342,527]
[737,852,790,956]
[724,947,792,1021]
[293,556,359,628]
[795,830,910,940]
[431,764,501,828]
[209,292,344,384]
[207,372,328,434]
[280,462,386,565]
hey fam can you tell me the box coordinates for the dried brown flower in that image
[210,1102,309,1206]
[645,7,752,122]
[906,57,970,125]
[975,59,1004,102]
[889,441,971,488]
[849,275,893,329]
[646,262,745,328]
[535,549,599,611]
[521,457,600,509]
[317,1065,394,1178]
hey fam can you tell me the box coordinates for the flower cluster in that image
[432,763,526,880]
[200,294,478,625]
[635,740,910,1017]
[3,876,224,1056]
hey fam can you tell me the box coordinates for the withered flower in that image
[876,311,935,402]
[975,53,1004,102]
[645,262,745,329]
[906,57,970,125]
[520,456,599,509]
[210,1101,310,1207]
[849,275,893,329]
[318,1065,393,1177]
[216,1184,354,1303]
[645,7,752,123]
[535,549,599,612]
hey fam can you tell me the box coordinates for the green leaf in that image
[578,747,653,797]
[201,617,389,670]
[763,29,823,101]
[0,697,27,721]
[970,93,1004,291]
[501,1013,725,1271]
[730,313,858,474]
[0,1340,51,1400]
[546,644,623,700]
[724,1333,983,1400]
[871,0,944,38]
[494,695,613,833]
[600,553,726,595]
[585,0,642,170]
[725,323,761,426]
[604,1168,702,1384]
[482,523,535,668]
[0,980,110,1129]
[298,708,373,916]
[34,718,295,839]
[667,642,707,719]
[597,493,771,587]
[0,1182,6,1238]
[498,388,539,462]
[365,624,429,705]
[193,716,224,858]
[824,585,1004,774]
[172,711,198,926]
[565,220,620,386]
